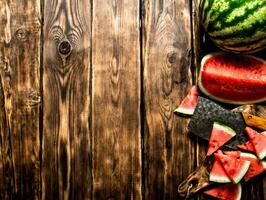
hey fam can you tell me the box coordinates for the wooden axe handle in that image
[242,113,266,131]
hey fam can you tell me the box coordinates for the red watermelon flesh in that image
[240,152,266,182]
[207,122,236,156]
[223,150,241,158]
[209,158,231,183]
[174,86,199,115]
[198,53,266,105]
[237,131,266,153]
[215,152,250,184]
[237,141,255,153]
[204,183,241,200]
[245,127,266,160]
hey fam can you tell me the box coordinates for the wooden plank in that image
[143,0,196,199]
[42,0,91,199]
[92,0,141,199]
[0,1,41,199]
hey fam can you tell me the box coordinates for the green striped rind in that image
[200,0,266,53]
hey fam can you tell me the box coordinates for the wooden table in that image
[0,0,265,199]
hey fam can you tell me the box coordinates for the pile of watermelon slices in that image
[175,88,266,199]
[204,126,266,200]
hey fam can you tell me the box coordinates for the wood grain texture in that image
[143,0,196,199]
[0,0,41,199]
[42,0,91,199]
[92,0,141,199]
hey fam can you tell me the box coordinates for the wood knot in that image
[167,52,176,64]
[15,28,28,41]
[58,39,72,56]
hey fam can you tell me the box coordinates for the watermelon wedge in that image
[237,141,255,153]
[174,86,199,115]
[215,152,250,184]
[237,131,266,153]
[198,52,266,105]
[245,127,266,160]
[209,159,231,183]
[207,122,236,156]
[240,152,266,182]
[204,183,241,200]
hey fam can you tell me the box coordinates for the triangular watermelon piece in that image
[240,152,266,182]
[204,183,241,200]
[209,158,231,183]
[245,127,266,160]
[215,152,250,184]
[174,86,199,115]
[237,131,266,153]
[237,141,255,153]
[207,122,236,156]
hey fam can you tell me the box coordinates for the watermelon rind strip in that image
[209,174,231,183]
[236,184,242,200]
[213,121,237,137]
[240,152,257,159]
[198,52,266,105]
[232,160,251,184]
[174,107,194,115]
[257,147,266,160]
[261,160,266,169]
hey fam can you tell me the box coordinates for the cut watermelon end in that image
[232,160,251,184]
[209,174,231,183]
[213,122,237,137]
[198,52,266,105]
[174,107,194,115]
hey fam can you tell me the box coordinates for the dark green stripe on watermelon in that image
[208,1,265,33]
[201,0,216,25]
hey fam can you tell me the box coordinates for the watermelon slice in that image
[240,152,266,181]
[245,127,266,160]
[209,159,231,183]
[237,141,255,153]
[215,152,250,184]
[198,52,266,105]
[204,183,241,200]
[174,86,199,115]
[207,122,236,156]
[237,131,266,153]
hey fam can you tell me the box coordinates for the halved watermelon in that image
[215,152,250,184]
[209,159,231,183]
[207,122,236,156]
[198,52,266,105]
[245,127,266,160]
[174,86,199,115]
[240,152,266,182]
[204,183,241,200]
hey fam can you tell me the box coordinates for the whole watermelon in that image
[201,0,266,53]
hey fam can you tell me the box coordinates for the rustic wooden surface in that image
[0,0,265,199]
